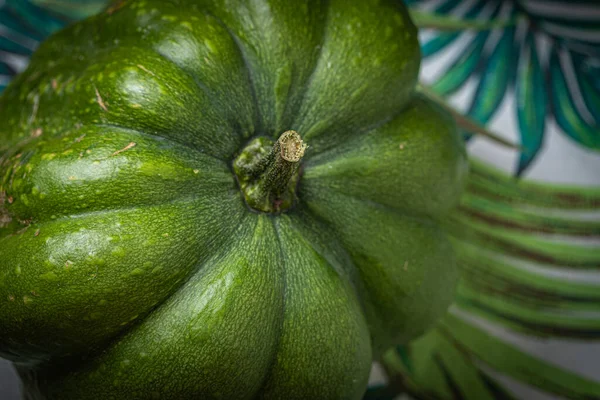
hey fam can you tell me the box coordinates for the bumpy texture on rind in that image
[0,0,467,399]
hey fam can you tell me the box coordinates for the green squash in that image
[0,0,467,399]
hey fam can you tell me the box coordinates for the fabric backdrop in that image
[0,1,598,399]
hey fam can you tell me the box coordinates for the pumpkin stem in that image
[261,130,306,196]
[234,131,306,213]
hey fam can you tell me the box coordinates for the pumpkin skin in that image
[0,0,467,399]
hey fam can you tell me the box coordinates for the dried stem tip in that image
[278,130,307,162]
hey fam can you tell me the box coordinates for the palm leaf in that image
[30,0,108,19]
[550,48,600,149]
[455,282,600,339]
[445,215,600,269]
[515,30,547,175]
[434,331,496,400]
[385,311,600,399]
[541,21,600,49]
[420,0,489,58]
[383,336,453,399]
[431,32,490,96]
[386,307,600,399]
[0,24,38,55]
[455,254,600,338]
[436,157,600,344]
[573,54,600,126]
[4,0,66,36]
[468,158,600,209]
[418,84,520,149]
[409,9,516,31]
[455,240,600,300]
[438,313,600,398]
[421,32,460,59]
[466,25,517,127]
[458,192,600,236]
[0,13,44,42]
[403,0,468,8]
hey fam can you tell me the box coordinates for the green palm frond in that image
[409,9,517,31]
[550,48,600,150]
[415,0,600,174]
[417,84,520,149]
[515,31,547,175]
[29,0,107,19]
[385,311,600,399]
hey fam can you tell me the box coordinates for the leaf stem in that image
[417,83,521,150]
[409,10,519,31]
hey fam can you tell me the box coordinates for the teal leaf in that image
[5,0,67,37]
[0,36,34,56]
[0,20,39,55]
[466,26,517,127]
[403,0,424,7]
[422,32,460,58]
[431,0,466,15]
[420,0,488,58]
[30,0,108,20]
[574,56,600,126]
[540,21,600,48]
[520,0,600,30]
[515,30,547,175]
[410,9,515,31]
[429,0,504,96]
[431,25,495,96]
[550,48,600,150]
[0,14,44,42]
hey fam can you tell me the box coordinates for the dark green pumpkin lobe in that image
[233,130,307,213]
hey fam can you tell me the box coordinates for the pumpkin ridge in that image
[279,0,331,137]
[257,214,371,399]
[254,214,288,397]
[131,8,256,151]
[28,212,283,399]
[93,123,226,163]
[135,44,246,158]
[204,9,263,138]
[0,124,232,227]
[303,184,439,226]
[0,195,246,364]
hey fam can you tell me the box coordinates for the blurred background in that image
[1,1,599,399]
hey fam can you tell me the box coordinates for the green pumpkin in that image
[0,0,467,399]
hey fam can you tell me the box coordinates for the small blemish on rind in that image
[111,142,136,157]
[94,86,108,112]
[136,64,155,76]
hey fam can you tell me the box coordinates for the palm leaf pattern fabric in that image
[409,0,599,175]
[1,1,599,400]
[381,1,600,399]
[0,0,107,92]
